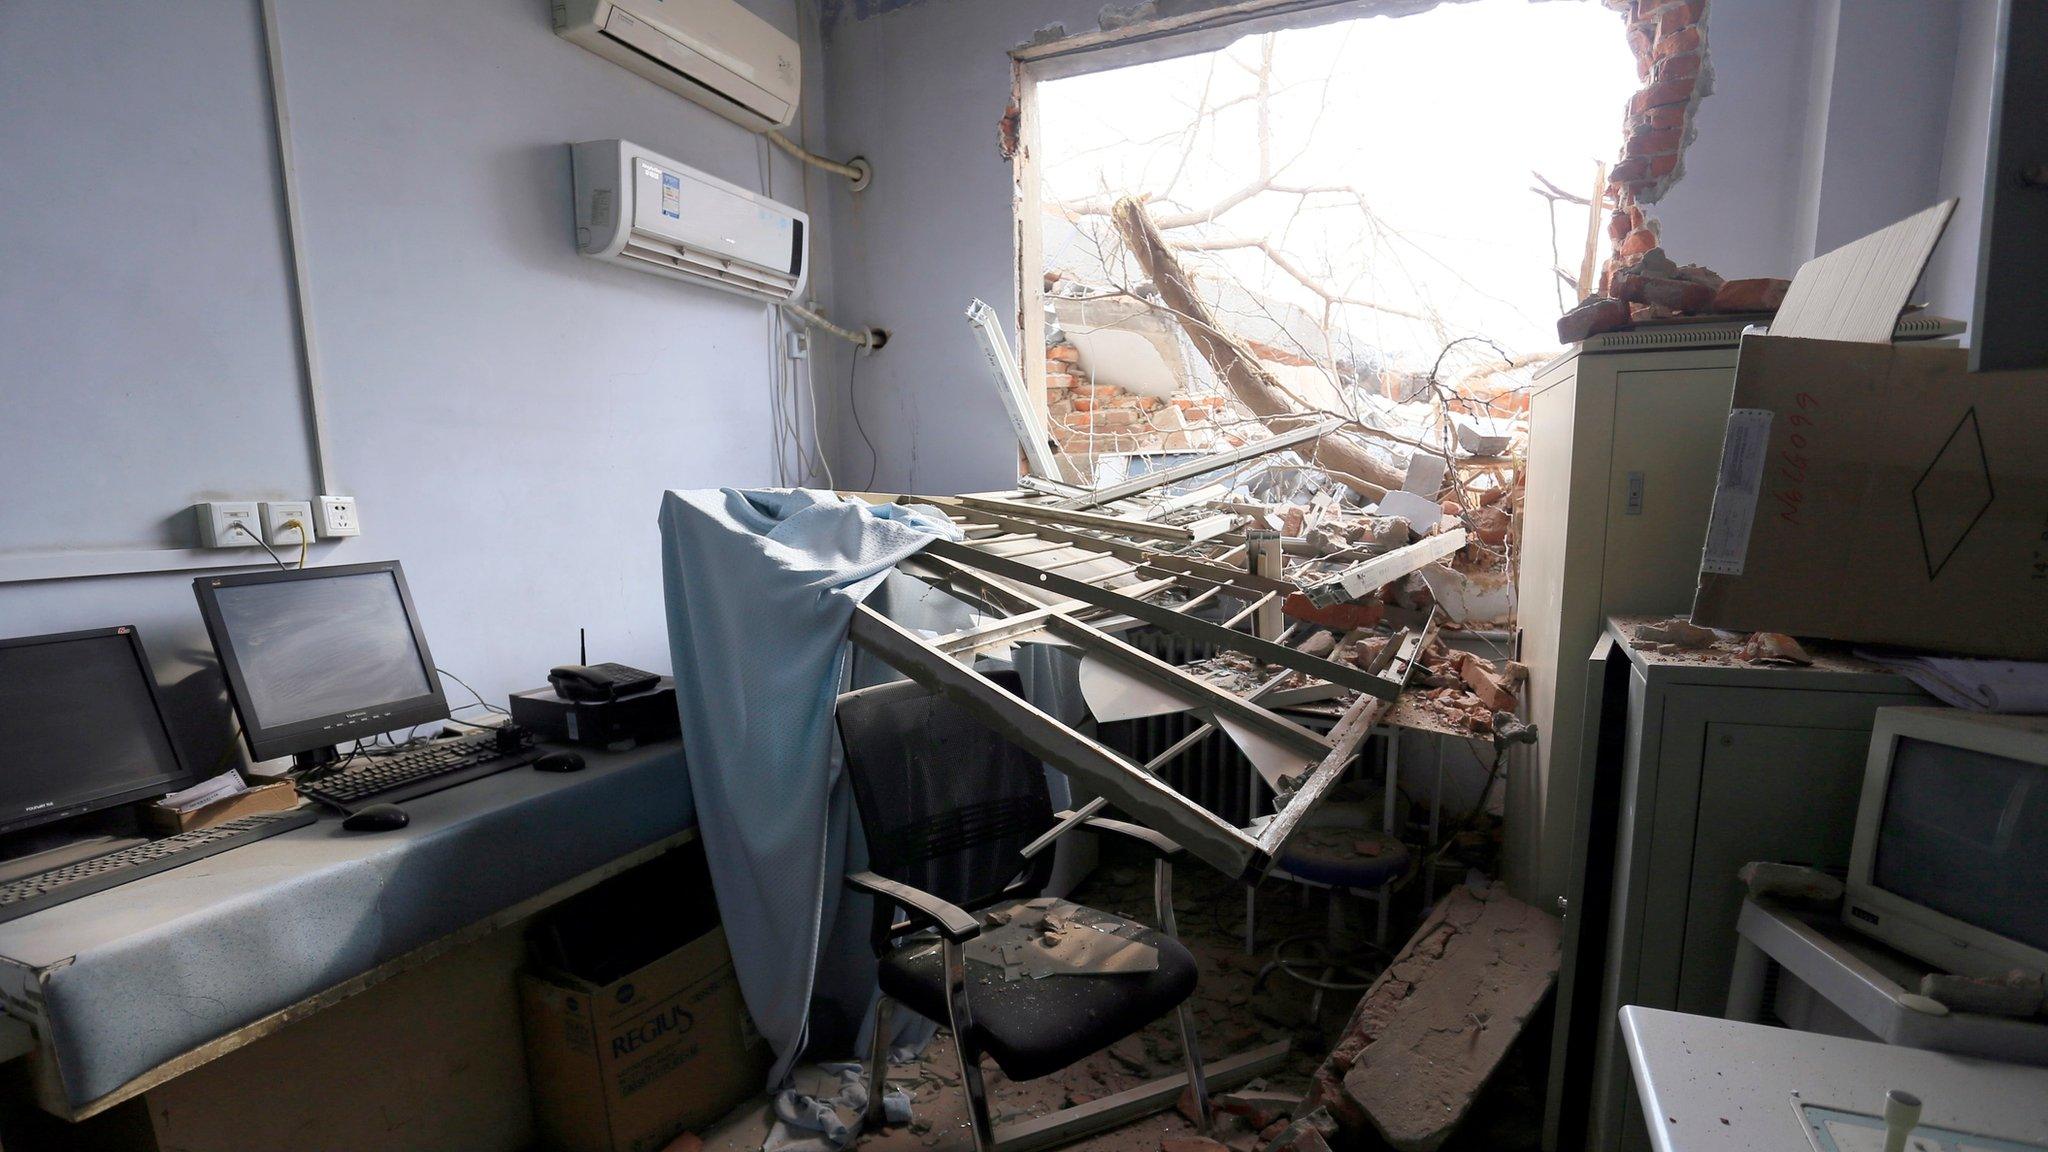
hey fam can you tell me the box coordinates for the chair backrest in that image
[836,671,1056,915]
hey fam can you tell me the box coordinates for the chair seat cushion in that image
[1275,827,1410,890]
[878,906,1199,1082]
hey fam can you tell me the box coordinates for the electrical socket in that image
[314,495,361,539]
[786,329,810,359]
[260,500,314,546]
[195,502,262,549]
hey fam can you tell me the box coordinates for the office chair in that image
[836,673,1212,1152]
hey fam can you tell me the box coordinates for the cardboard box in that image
[521,923,770,1152]
[1691,334,2048,657]
[141,779,300,834]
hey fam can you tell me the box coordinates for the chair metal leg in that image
[1172,1002,1213,1134]
[1154,859,1212,1133]
[943,937,996,1152]
[1153,858,1177,934]
[865,994,894,1128]
[1243,883,1257,955]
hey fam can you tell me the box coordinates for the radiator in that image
[1093,627,1268,827]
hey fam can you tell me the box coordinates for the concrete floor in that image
[701,845,1545,1152]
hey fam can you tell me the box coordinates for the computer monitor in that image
[0,626,198,837]
[193,561,449,767]
[1844,707,2048,979]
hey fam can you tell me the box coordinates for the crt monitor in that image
[1844,707,2048,979]
[193,561,449,766]
[0,626,198,837]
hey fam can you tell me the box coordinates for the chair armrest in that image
[845,870,982,942]
[1056,811,1185,859]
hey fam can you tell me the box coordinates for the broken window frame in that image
[847,488,1455,880]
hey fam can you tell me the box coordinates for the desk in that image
[0,739,690,1122]
[1620,1006,2048,1152]
[1726,898,2048,1063]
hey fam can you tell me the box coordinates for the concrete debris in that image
[1557,295,1632,343]
[1634,616,1717,648]
[1738,861,1843,906]
[1457,655,1517,714]
[1294,631,1338,660]
[1258,1107,1336,1152]
[1739,631,1812,665]
[1304,884,1559,1152]
[1215,1090,1302,1132]
[1919,970,2047,1019]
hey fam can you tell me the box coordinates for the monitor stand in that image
[292,745,342,775]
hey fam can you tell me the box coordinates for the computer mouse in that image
[533,751,586,773]
[342,803,411,832]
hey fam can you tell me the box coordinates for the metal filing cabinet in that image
[1545,618,1931,1152]
[1514,327,1747,909]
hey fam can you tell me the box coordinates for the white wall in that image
[0,0,836,769]
[1654,0,1996,322]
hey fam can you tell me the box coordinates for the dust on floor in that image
[700,843,1545,1152]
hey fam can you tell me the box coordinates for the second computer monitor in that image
[194,561,449,765]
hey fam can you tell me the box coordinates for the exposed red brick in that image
[1608,208,1632,242]
[1709,277,1791,313]
[1646,104,1687,130]
[1628,127,1683,156]
[1633,75,1696,112]
[1654,24,1702,59]
[1658,4,1700,37]
[1618,228,1658,258]
[1282,595,1385,631]
[1458,655,1518,713]
[1610,156,1653,182]
[1656,51,1702,84]
[1648,153,1681,178]
[1047,345,1080,364]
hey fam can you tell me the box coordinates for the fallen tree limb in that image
[1109,196,1405,499]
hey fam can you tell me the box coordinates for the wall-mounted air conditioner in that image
[554,0,799,132]
[571,139,808,303]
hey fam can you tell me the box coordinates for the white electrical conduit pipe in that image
[782,303,888,351]
[765,131,873,191]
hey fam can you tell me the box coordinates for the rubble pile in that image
[1630,616,1814,666]
[1045,332,1240,456]
[1376,638,1526,735]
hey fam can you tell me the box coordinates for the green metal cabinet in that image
[1544,617,1930,1152]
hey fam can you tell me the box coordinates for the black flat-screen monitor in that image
[0,627,197,837]
[193,561,449,764]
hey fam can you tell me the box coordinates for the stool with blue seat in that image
[1246,802,1412,1028]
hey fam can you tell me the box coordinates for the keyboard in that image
[297,729,537,808]
[0,809,316,926]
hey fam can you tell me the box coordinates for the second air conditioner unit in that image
[571,139,808,304]
[553,0,799,132]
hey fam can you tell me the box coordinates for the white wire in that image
[804,343,835,489]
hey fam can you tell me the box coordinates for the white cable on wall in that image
[258,0,337,497]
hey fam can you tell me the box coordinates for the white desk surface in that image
[1620,1007,2048,1152]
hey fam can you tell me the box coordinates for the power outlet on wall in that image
[314,495,361,539]
[261,500,314,546]
[195,502,262,548]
